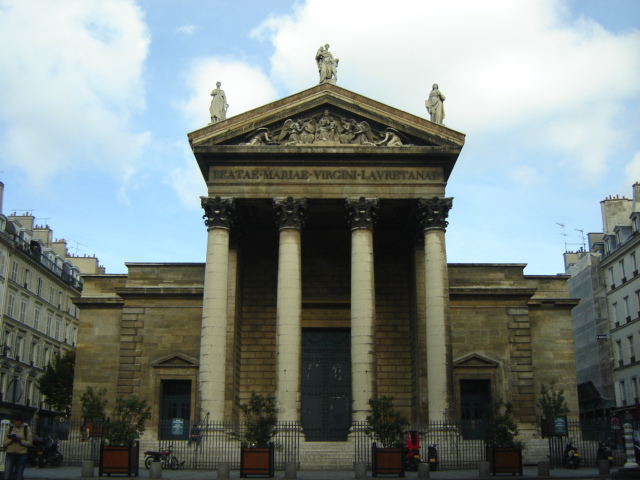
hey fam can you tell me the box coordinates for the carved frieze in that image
[237,109,414,148]
[417,196,453,231]
[201,196,236,230]
[345,197,379,231]
[273,197,308,230]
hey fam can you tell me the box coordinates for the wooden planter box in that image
[99,442,139,477]
[372,444,405,477]
[240,443,274,478]
[486,446,522,476]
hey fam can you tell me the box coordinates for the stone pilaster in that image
[417,196,453,422]
[199,196,236,421]
[273,197,307,421]
[346,197,379,421]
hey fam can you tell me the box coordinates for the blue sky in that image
[0,0,639,275]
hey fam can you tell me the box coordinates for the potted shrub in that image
[366,396,409,478]
[485,400,524,476]
[81,386,108,439]
[239,392,278,478]
[99,395,151,477]
[538,381,569,438]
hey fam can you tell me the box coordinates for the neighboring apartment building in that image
[0,182,104,421]
[565,183,640,419]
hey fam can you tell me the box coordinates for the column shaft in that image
[276,228,302,421]
[199,227,231,420]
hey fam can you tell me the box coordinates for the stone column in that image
[199,196,236,421]
[273,197,307,422]
[346,197,379,422]
[417,196,453,422]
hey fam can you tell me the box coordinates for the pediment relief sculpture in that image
[237,109,419,148]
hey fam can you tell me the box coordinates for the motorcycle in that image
[563,439,580,469]
[404,431,421,471]
[143,445,183,470]
[27,435,63,468]
[596,439,614,467]
[427,443,439,471]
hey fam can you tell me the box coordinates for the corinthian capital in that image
[273,196,308,230]
[201,196,236,230]
[345,197,379,231]
[417,197,453,231]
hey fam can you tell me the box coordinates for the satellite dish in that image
[6,378,23,403]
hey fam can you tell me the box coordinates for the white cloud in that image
[252,0,640,185]
[180,58,278,131]
[176,24,198,36]
[624,152,640,185]
[0,0,151,186]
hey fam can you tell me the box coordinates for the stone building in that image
[72,85,578,452]
[565,183,640,419]
[0,182,104,421]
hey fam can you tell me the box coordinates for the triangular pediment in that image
[188,84,465,181]
[190,84,464,149]
[453,353,500,368]
[151,352,198,368]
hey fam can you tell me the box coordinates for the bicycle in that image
[143,445,184,470]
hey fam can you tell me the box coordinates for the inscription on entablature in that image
[210,167,442,183]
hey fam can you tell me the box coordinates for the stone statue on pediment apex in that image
[316,44,339,85]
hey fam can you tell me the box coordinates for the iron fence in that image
[27,417,639,471]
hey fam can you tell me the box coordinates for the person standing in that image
[3,412,32,480]
[209,81,229,124]
[425,83,446,124]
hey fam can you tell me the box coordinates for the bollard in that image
[598,459,610,475]
[81,460,94,478]
[149,460,163,479]
[285,462,297,479]
[479,461,490,477]
[355,462,367,478]
[418,462,430,478]
[218,462,230,479]
[537,460,550,477]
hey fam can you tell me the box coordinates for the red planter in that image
[486,446,523,476]
[372,444,405,477]
[240,444,274,478]
[99,442,139,477]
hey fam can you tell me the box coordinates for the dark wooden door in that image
[460,379,491,440]
[301,328,351,441]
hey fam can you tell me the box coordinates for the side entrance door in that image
[460,379,492,440]
[159,379,191,440]
[301,328,351,441]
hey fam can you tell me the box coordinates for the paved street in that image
[18,464,628,480]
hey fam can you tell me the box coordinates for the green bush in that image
[239,392,278,448]
[365,396,409,448]
[105,396,151,446]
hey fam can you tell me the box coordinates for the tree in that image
[37,349,75,414]
[80,386,108,420]
[239,392,278,447]
[105,396,152,446]
[365,395,409,448]
[538,381,569,420]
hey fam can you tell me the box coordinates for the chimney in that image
[0,181,4,215]
[633,182,640,212]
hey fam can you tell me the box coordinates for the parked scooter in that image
[427,443,439,471]
[404,431,421,471]
[28,435,63,468]
[596,439,614,467]
[563,439,580,469]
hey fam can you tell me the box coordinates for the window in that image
[624,297,631,321]
[10,261,18,281]
[30,342,36,365]
[49,286,55,304]
[609,267,616,287]
[63,324,68,343]
[34,309,40,331]
[19,298,27,323]
[6,294,15,318]
[619,380,627,406]
[629,335,636,363]
[0,253,5,276]
[23,269,31,289]
[54,320,60,340]
[632,377,639,403]
[632,252,638,274]
[617,340,623,367]
[37,278,43,297]
[620,260,627,281]
[46,315,52,336]
[612,302,619,327]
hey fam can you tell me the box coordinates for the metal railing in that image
[28,418,638,470]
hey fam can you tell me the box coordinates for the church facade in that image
[72,84,578,447]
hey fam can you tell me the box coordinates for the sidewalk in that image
[20,465,616,480]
